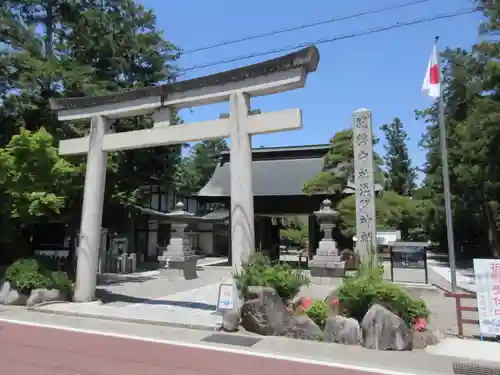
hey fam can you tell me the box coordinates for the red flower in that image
[330,298,340,306]
[413,317,427,332]
[300,297,313,310]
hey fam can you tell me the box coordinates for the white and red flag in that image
[421,42,441,98]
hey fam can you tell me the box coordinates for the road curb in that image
[29,305,221,332]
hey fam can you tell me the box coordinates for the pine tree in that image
[381,117,416,196]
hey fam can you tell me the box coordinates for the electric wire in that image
[179,8,478,74]
[182,0,433,54]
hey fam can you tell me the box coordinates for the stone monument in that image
[157,202,199,280]
[309,199,346,278]
[352,108,377,265]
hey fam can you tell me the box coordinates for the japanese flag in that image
[421,42,441,98]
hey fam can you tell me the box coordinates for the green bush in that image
[234,253,310,301]
[5,258,72,294]
[305,300,329,329]
[50,270,72,294]
[337,277,429,326]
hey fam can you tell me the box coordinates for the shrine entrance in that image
[50,46,320,302]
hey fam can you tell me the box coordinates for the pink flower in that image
[300,297,313,310]
[330,298,340,306]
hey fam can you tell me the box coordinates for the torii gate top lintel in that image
[50,46,319,122]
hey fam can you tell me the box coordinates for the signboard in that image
[390,242,427,270]
[473,259,500,336]
[217,283,234,313]
[389,241,429,284]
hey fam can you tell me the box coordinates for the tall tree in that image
[0,0,181,245]
[303,129,423,241]
[381,117,416,196]
[416,0,500,257]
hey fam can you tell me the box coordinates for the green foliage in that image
[305,300,329,329]
[303,129,385,196]
[381,117,417,197]
[355,247,384,280]
[414,2,500,257]
[175,140,229,195]
[234,253,310,301]
[337,277,429,326]
[337,191,424,239]
[339,253,428,326]
[302,127,423,241]
[5,258,72,294]
[0,0,181,247]
[0,128,78,220]
[280,216,309,247]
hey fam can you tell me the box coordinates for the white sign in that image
[217,283,234,312]
[473,259,500,336]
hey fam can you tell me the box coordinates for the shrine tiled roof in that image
[197,156,325,197]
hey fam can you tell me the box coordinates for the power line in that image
[179,8,478,74]
[182,0,432,54]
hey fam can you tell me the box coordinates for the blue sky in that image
[137,0,482,172]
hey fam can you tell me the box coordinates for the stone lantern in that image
[157,202,199,280]
[308,199,346,278]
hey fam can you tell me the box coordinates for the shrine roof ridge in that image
[49,46,319,112]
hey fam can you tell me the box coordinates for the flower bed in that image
[224,253,439,350]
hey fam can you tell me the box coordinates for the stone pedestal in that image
[309,199,346,279]
[157,202,199,280]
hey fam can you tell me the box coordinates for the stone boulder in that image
[412,330,440,349]
[222,309,240,332]
[324,315,362,345]
[361,304,413,351]
[286,314,322,340]
[241,286,321,340]
[0,281,28,305]
[27,288,68,307]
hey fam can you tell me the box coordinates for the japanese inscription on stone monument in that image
[352,109,377,262]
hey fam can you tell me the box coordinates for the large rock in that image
[413,330,440,349]
[286,314,322,340]
[241,286,321,340]
[0,281,28,305]
[222,309,240,332]
[361,304,413,351]
[324,315,362,345]
[27,288,67,307]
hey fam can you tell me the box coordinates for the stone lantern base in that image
[309,239,346,278]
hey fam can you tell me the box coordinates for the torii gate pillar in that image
[74,115,110,302]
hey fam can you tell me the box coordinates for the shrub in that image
[305,300,329,329]
[50,270,73,294]
[5,258,72,294]
[234,253,310,301]
[337,277,429,326]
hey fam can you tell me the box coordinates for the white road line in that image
[0,317,418,375]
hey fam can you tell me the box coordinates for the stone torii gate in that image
[50,46,320,302]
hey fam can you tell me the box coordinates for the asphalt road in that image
[0,321,388,375]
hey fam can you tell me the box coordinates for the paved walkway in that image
[428,262,476,292]
[34,267,234,329]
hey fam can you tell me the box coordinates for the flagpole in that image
[435,36,458,292]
